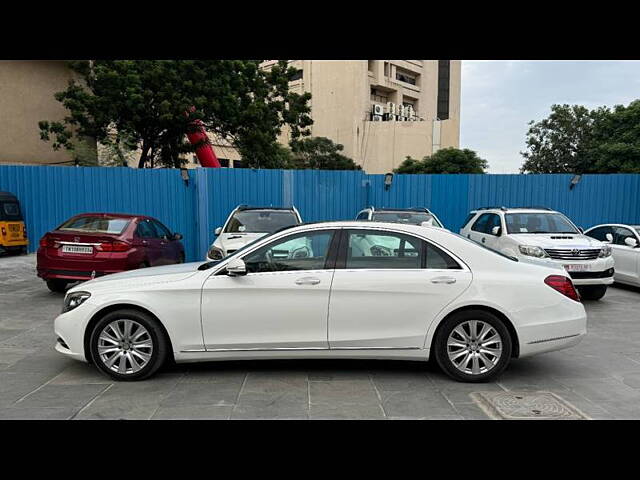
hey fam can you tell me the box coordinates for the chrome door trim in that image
[182,346,422,353]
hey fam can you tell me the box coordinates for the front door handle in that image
[295,277,321,285]
[431,276,457,284]
[481,237,486,244]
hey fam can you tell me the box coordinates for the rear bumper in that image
[37,248,139,281]
[518,312,587,357]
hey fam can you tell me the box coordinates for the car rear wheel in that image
[577,285,607,301]
[434,310,512,383]
[46,279,68,293]
[90,309,168,381]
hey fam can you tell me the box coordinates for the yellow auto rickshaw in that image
[0,191,28,255]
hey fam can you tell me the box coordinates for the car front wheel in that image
[89,309,168,381]
[577,285,607,301]
[434,310,512,383]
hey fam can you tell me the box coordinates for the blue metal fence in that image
[1,165,639,261]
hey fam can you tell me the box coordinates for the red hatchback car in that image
[37,213,185,292]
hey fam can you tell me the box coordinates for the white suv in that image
[460,207,614,300]
[356,207,444,228]
[206,205,302,261]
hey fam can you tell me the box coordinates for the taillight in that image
[544,275,580,302]
[97,241,130,252]
[1,227,6,236]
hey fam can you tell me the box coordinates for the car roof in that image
[0,191,18,202]
[586,223,640,230]
[71,212,148,220]
[470,207,557,214]
[235,205,297,211]
[367,207,431,213]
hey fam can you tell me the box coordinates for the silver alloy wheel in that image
[447,320,503,375]
[97,319,153,374]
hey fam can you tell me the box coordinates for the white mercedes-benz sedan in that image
[54,221,587,383]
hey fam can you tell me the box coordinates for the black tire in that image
[577,285,607,301]
[433,309,512,383]
[46,279,68,293]
[89,309,168,381]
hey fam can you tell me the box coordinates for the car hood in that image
[213,232,269,253]
[71,262,205,291]
[510,233,604,249]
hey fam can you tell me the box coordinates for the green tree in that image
[39,60,313,169]
[394,148,488,174]
[520,104,609,173]
[588,100,640,173]
[288,137,361,170]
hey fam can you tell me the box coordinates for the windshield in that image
[225,210,299,234]
[372,212,443,227]
[0,202,22,221]
[505,212,578,234]
[58,216,130,234]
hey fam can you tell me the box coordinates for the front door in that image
[201,229,337,350]
[468,213,502,252]
[611,226,640,284]
[328,229,472,349]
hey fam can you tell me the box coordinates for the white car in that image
[356,206,444,228]
[206,205,302,260]
[584,224,640,287]
[55,221,586,383]
[460,207,614,301]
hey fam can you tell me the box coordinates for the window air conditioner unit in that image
[386,113,396,121]
[373,104,384,116]
[397,105,405,117]
[397,116,406,122]
[372,115,383,122]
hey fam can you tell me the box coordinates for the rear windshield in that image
[372,211,443,227]
[58,216,130,234]
[225,211,299,234]
[0,202,22,221]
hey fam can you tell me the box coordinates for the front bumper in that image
[518,255,615,286]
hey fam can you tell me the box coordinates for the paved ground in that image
[1,253,640,420]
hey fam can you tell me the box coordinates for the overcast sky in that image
[460,60,640,173]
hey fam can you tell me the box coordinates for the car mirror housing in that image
[226,258,247,276]
[605,233,613,243]
[173,233,183,241]
[214,227,222,236]
[624,237,638,248]
[491,226,502,236]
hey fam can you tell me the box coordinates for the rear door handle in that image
[431,276,457,284]
[295,277,321,285]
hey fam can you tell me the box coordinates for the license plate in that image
[8,224,20,232]
[61,245,93,254]
[564,264,591,272]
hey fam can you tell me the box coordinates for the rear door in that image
[327,228,472,349]
[151,219,180,264]
[134,219,163,266]
[611,226,640,283]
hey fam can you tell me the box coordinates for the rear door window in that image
[344,230,423,269]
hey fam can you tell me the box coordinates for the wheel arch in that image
[428,305,520,358]
[83,303,175,364]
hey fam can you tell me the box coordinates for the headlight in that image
[62,291,91,313]
[518,245,549,258]
[599,245,612,258]
[208,246,224,260]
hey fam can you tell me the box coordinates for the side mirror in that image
[624,237,638,248]
[578,227,584,234]
[226,258,247,276]
[605,233,613,243]
[491,226,502,236]
[214,227,222,236]
[173,233,183,241]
